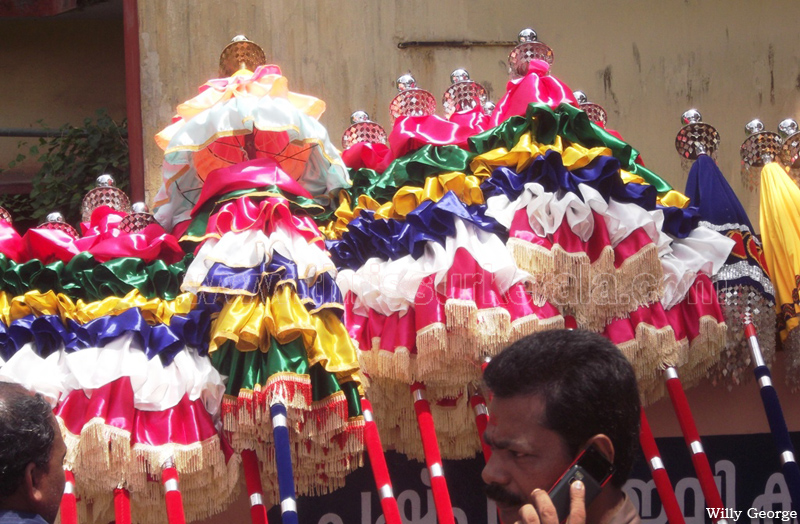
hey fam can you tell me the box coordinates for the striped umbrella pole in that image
[241,449,269,524]
[469,385,491,462]
[744,318,800,508]
[114,486,131,524]
[60,469,78,524]
[361,398,402,524]
[663,367,728,523]
[269,402,299,524]
[410,382,456,524]
[162,458,187,524]
[639,411,685,524]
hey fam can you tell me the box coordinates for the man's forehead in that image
[487,393,547,432]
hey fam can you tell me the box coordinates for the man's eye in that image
[511,450,529,459]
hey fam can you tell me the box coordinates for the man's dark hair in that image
[0,382,56,499]
[483,329,640,487]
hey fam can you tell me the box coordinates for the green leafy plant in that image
[0,109,129,229]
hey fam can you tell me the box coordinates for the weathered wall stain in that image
[601,65,618,105]
[632,43,641,73]
[769,43,775,105]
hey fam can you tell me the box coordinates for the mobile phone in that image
[547,444,615,523]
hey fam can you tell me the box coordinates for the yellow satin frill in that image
[208,286,360,379]
[0,289,196,326]
[470,132,690,209]
[321,171,486,239]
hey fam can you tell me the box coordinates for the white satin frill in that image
[0,332,225,419]
[182,227,336,295]
[337,217,528,316]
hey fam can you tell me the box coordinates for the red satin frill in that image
[489,59,579,127]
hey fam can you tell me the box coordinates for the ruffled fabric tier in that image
[0,211,243,523]
[152,66,350,231]
[0,307,237,524]
[332,84,736,421]
[0,207,185,266]
[178,171,365,497]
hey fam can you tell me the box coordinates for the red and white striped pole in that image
[639,411,685,524]
[663,367,727,523]
[361,398,402,524]
[60,469,78,524]
[469,385,491,462]
[114,486,131,524]
[410,382,455,524]
[162,458,187,524]
[242,449,269,524]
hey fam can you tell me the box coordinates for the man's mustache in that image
[483,483,526,506]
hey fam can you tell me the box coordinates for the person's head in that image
[0,382,66,524]
[481,329,640,522]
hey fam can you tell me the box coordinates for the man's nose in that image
[481,451,509,486]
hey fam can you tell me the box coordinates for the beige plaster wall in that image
[0,15,126,185]
[138,0,800,224]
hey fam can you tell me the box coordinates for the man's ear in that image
[24,462,45,503]
[584,434,615,464]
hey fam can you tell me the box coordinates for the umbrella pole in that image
[242,449,269,524]
[60,469,78,524]
[361,398,402,524]
[162,458,187,524]
[744,319,800,508]
[663,367,728,522]
[469,387,491,462]
[410,382,456,524]
[639,411,685,524]
[270,402,299,524]
[114,487,131,524]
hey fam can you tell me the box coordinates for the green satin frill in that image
[347,145,476,204]
[469,103,674,194]
[211,339,362,418]
[0,253,192,301]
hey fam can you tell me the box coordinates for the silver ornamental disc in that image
[581,102,608,127]
[38,220,79,239]
[118,212,158,233]
[442,81,489,119]
[740,132,782,167]
[81,186,132,223]
[508,41,554,78]
[389,88,437,122]
[780,131,800,168]
[342,121,388,149]
[675,123,721,160]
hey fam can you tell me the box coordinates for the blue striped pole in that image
[270,402,299,524]
[745,317,800,510]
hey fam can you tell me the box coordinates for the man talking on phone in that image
[482,329,641,524]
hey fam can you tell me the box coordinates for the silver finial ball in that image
[573,91,588,105]
[396,74,417,91]
[231,35,249,43]
[681,109,702,126]
[350,110,370,124]
[745,119,765,136]
[450,68,470,84]
[96,174,115,187]
[483,101,496,115]
[518,28,537,43]
[778,118,799,138]
[131,202,150,214]
[46,212,65,223]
